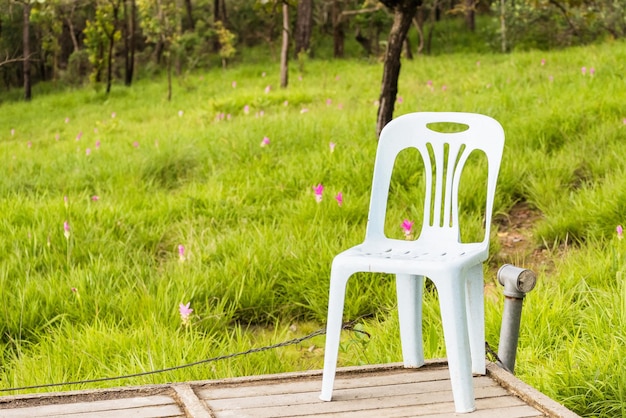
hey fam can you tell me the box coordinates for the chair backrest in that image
[365,112,505,246]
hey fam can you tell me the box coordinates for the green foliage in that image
[83,3,121,84]
[65,50,91,85]
[215,20,236,67]
[496,0,626,50]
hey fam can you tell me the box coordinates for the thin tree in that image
[22,0,32,101]
[375,0,421,136]
[279,0,289,88]
[123,0,136,86]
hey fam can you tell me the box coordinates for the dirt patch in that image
[492,202,554,273]
[484,202,559,300]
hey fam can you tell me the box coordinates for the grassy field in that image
[1,39,626,416]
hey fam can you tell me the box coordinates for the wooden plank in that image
[172,384,213,418]
[301,396,544,418]
[486,363,579,418]
[0,404,184,418]
[206,378,504,412]
[198,367,456,400]
[208,384,517,418]
[0,395,179,417]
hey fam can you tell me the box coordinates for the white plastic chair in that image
[319,112,505,413]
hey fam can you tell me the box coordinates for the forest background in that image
[1,1,626,418]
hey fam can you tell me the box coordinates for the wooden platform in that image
[0,361,579,418]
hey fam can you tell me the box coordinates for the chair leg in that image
[466,264,486,375]
[396,274,425,368]
[436,276,476,413]
[320,267,351,401]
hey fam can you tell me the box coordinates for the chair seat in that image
[336,240,487,274]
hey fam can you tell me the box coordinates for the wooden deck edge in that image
[0,383,174,408]
[172,384,213,418]
[486,362,580,418]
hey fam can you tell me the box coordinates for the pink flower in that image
[179,302,193,325]
[55,133,60,141]
[300,108,309,114]
[442,85,448,91]
[618,225,623,240]
[401,219,414,239]
[337,103,343,110]
[283,100,289,106]
[133,141,139,148]
[232,81,237,88]
[243,105,250,114]
[590,67,595,76]
[335,192,343,207]
[63,221,71,239]
[581,66,587,75]
[85,148,91,156]
[541,58,546,66]
[111,112,116,118]
[95,140,101,149]
[91,195,100,201]
[313,184,324,203]
[178,244,186,262]
[329,142,336,153]
[260,136,270,147]
[397,96,403,104]
[27,141,32,148]
[65,117,70,123]
[76,131,83,141]
[326,98,332,106]
[264,85,271,94]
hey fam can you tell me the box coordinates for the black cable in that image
[0,317,372,393]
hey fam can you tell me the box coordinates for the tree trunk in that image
[294,0,313,58]
[124,0,136,86]
[376,0,420,136]
[280,1,289,88]
[500,0,506,53]
[184,0,194,31]
[106,35,114,93]
[464,0,475,31]
[167,50,172,101]
[65,17,80,53]
[332,0,344,58]
[23,2,31,101]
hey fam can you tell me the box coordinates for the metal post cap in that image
[497,264,537,297]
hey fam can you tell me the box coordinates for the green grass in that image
[1,40,626,416]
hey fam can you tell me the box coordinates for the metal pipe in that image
[496,264,537,374]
